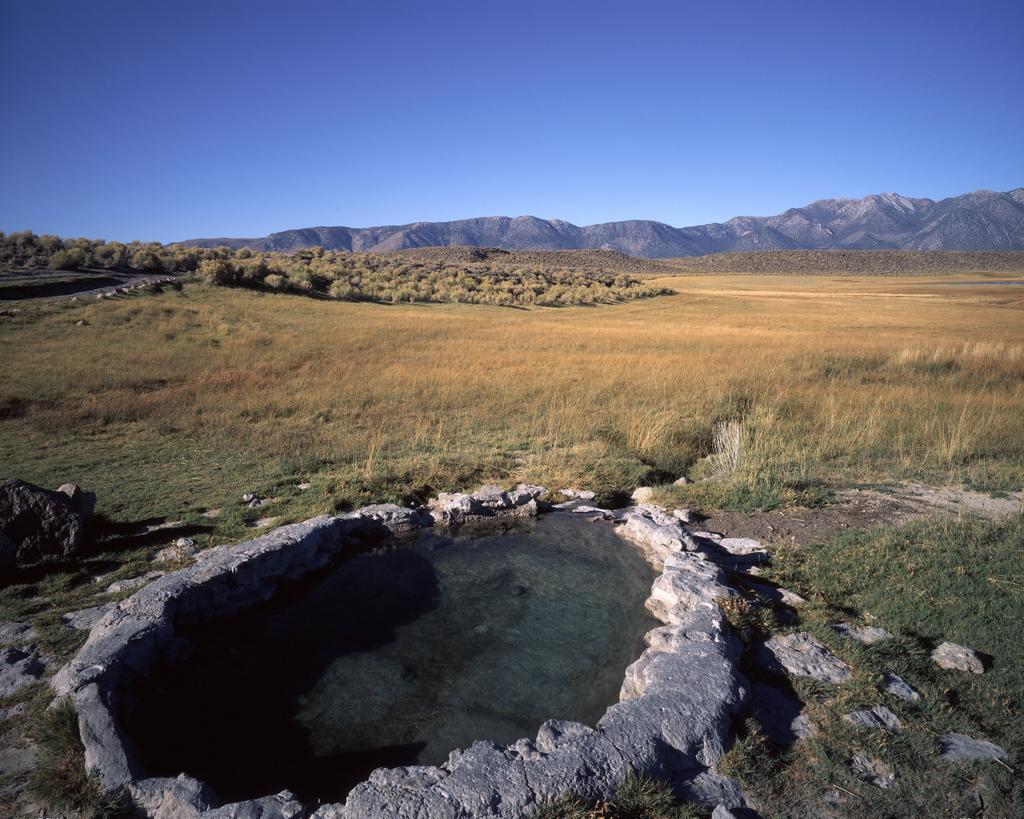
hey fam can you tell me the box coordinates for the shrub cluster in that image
[196,247,669,306]
[1,231,671,307]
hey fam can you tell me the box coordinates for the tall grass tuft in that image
[29,699,124,818]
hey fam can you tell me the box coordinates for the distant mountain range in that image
[181,187,1024,259]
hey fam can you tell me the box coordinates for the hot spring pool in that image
[124,512,658,803]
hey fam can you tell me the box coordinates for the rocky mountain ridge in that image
[180,187,1024,259]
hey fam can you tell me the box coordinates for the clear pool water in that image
[124,512,657,804]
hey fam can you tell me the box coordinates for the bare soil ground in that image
[700,482,1023,547]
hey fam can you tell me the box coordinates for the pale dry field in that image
[1,273,1022,535]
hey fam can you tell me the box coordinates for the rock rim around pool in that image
[51,486,756,818]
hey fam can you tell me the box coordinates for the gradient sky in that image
[1,0,1022,243]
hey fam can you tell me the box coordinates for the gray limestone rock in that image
[851,755,894,789]
[428,485,545,524]
[756,632,852,684]
[831,623,893,645]
[61,603,117,631]
[107,571,164,594]
[630,486,655,503]
[616,507,688,565]
[931,641,985,674]
[341,503,432,537]
[129,774,216,818]
[844,705,902,732]
[0,620,37,645]
[204,791,306,819]
[0,646,46,697]
[0,478,93,561]
[937,733,1008,762]
[882,672,921,702]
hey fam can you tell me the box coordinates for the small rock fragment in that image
[631,486,655,503]
[831,623,894,645]
[672,508,697,523]
[931,641,985,674]
[242,493,257,503]
[673,476,689,486]
[296,483,312,491]
[883,672,921,702]
[844,705,902,732]
[938,733,1008,762]
[559,488,596,501]
[851,754,894,789]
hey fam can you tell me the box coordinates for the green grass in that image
[724,515,1024,817]
[532,774,702,819]
[27,698,124,818]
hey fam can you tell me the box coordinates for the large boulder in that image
[0,479,95,562]
[0,530,15,578]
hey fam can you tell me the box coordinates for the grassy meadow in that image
[1,272,1023,547]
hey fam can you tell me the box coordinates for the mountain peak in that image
[179,187,1024,258]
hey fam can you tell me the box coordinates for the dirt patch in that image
[698,482,1022,547]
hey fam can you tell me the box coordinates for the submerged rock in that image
[937,733,1008,762]
[931,641,985,674]
[755,632,852,684]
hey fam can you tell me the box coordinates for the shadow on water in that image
[124,548,443,803]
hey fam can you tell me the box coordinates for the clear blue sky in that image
[1,0,1021,243]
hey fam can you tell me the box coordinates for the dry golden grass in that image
[0,273,1022,532]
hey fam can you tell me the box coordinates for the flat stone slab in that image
[0,621,37,645]
[938,733,1008,762]
[883,672,921,702]
[0,646,46,697]
[931,641,985,674]
[844,705,902,732]
[61,603,117,631]
[755,632,852,684]
[831,623,893,645]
